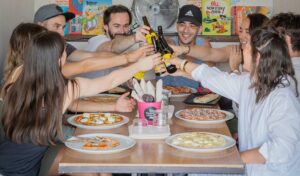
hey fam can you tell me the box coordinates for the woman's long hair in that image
[4,23,47,83]
[250,26,298,103]
[2,31,67,145]
[247,13,269,33]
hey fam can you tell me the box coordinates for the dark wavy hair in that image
[268,12,300,52]
[4,23,47,83]
[103,5,132,25]
[250,26,298,103]
[2,31,68,145]
[247,13,269,33]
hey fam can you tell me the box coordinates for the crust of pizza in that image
[108,87,126,94]
[193,93,219,103]
[75,113,123,126]
[163,86,192,94]
[83,96,119,103]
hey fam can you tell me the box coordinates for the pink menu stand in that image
[138,101,161,125]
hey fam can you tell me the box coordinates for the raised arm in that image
[68,92,135,113]
[97,25,150,53]
[67,50,116,62]
[171,57,243,102]
[63,53,161,111]
[171,44,232,63]
[62,44,154,77]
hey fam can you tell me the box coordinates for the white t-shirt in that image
[85,35,110,52]
[192,64,300,176]
[292,57,300,101]
[77,35,117,78]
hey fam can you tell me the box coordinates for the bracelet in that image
[183,61,189,72]
[180,59,188,70]
[183,45,190,55]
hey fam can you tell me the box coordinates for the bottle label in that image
[163,53,171,59]
[134,71,145,80]
[146,34,152,44]
[163,53,172,66]
[151,32,158,39]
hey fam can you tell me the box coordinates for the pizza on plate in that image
[82,136,120,150]
[163,86,192,94]
[171,132,226,149]
[75,113,123,126]
[179,108,226,121]
[193,93,220,103]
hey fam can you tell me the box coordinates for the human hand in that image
[115,92,136,112]
[127,44,154,62]
[134,25,150,43]
[154,63,167,75]
[170,45,189,56]
[229,45,242,71]
[137,53,162,71]
[169,57,183,69]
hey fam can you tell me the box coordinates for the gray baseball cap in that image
[34,4,75,23]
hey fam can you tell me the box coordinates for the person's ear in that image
[38,21,47,27]
[284,35,294,53]
[103,25,108,33]
[256,53,261,67]
[285,35,292,47]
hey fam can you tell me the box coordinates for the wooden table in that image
[58,99,244,174]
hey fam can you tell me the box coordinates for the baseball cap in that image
[34,4,75,23]
[177,5,202,26]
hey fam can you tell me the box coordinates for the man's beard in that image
[107,29,127,40]
[108,30,115,39]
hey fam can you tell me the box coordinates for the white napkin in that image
[146,81,156,98]
[156,79,163,102]
[132,79,144,99]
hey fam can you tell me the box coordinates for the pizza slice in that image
[193,93,220,103]
[81,136,120,150]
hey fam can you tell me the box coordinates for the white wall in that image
[0,0,34,83]
[273,0,300,14]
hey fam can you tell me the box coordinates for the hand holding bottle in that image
[127,44,154,62]
[136,53,162,72]
[134,25,151,43]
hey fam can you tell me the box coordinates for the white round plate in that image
[165,132,236,153]
[163,87,197,98]
[175,108,234,124]
[65,133,136,154]
[67,113,129,130]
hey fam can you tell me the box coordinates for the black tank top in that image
[0,138,48,176]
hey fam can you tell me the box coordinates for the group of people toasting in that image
[0,2,300,176]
